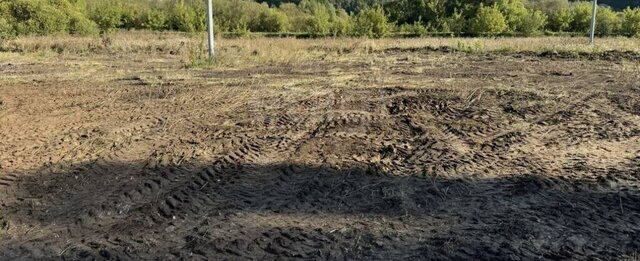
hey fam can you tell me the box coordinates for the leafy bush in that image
[118,4,140,30]
[352,6,391,38]
[440,10,466,34]
[213,0,253,34]
[0,3,14,40]
[399,21,428,36]
[527,0,570,16]
[255,9,290,32]
[0,17,15,42]
[9,0,69,35]
[622,7,640,37]
[91,2,122,33]
[383,0,447,30]
[596,7,622,35]
[0,0,636,38]
[519,10,547,36]
[496,0,528,32]
[278,3,305,32]
[169,2,199,32]
[143,8,169,31]
[192,1,208,32]
[548,7,573,31]
[0,0,98,36]
[300,1,333,35]
[68,11,99,35]
[329,9,351,36]
[570,1,593,33]
[470,4,508,36]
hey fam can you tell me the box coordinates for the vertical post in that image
[589,0,598,45]
[206,0,215,59]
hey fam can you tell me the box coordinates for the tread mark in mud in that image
[154,141,266,219]
[0,174,18,187]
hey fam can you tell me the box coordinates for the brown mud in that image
[0,49,639,260]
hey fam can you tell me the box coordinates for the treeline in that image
[2,0,640,39]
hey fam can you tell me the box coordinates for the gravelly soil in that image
[1,48,639,260]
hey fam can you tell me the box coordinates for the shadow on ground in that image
[1,159,639,260]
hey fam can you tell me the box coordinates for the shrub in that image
[303,15,330,35]
[68,11,99,35]
[519,10,547,36]
[399,21,428,37]
[0,3,14,40]
[527,0,570,16]
[118,4,140,29]
[231,21,251,36]
[169,2,199,32]
[91,2,122,33]
[0,0,98,36]
[191,1,207,32]
[0,17,14,42]
[143,8,168,31]
[622,8,640,37]
[548,7,573,31]
[211,0,255,34]
[8,0,69,35]
[329,9,351,36]
[383,0,446,29]
[352,6,391,38]
[440,10,466,34]
[570,1,593,33]
[255,9,290,32]
[300,1,333,35]
[470,4,508,36]
[596,7,622,36]
[496,0,528,32]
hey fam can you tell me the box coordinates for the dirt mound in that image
[384,46,640,61]
[533,50,640,61]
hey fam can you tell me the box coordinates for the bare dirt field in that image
[1,34,640,260]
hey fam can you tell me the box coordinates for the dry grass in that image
[2,31,640,70]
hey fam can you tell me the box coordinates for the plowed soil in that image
[1,46,640,260]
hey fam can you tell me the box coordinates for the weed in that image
[455,40,485,53]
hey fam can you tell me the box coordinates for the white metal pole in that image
[589,0,598,45]
[206,0,215,59]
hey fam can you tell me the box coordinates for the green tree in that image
[440,9,466,33]
[0,17,14,42]
[9,0,70,35]
[622,7,640,37]
[352,6,391,38]
[399,20,428,36]
[570,1,593,33]
[596,7,622,35]
[329,9,352,36]
[384,0,446,29]
[496,0,528,32]
[300,0,333,35]
[68,11,99,35]
[169,2,199,32]
[143,8,168,30]
[91,2,122,33]
[255,9,290,32]
[470,4,508,36]
[548,7,573,31]
[519,10,547,35]
[527,0,570,15]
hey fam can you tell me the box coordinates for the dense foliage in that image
[1,0,640,39]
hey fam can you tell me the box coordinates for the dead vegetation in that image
[2,31,640,69]
[0,32,639,259]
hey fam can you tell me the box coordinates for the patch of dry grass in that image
[3,31,640,70]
